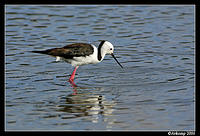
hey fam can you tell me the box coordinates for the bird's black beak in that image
[111,53,123,69]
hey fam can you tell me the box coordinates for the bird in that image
[31,40,123,85]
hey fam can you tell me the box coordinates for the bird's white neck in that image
[97,43,107,61]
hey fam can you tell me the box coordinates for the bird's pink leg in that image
[69,66,79,83]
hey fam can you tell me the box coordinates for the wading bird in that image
[32,40,123,86]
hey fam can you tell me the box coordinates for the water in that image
[5,5,195,130]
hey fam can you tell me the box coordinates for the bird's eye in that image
[110,48,112,50]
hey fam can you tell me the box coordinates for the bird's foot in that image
[68,78,74,82]
[68,78,77,87]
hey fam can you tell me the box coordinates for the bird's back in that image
[32,43,94,59]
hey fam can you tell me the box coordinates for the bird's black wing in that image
[32,43,94,59]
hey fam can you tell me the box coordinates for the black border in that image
[2,0,198,135]
[2,0,199,4]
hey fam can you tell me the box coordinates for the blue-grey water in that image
[5,5,195,130]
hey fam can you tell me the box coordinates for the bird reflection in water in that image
[58,85,116,124]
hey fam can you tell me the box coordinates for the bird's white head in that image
[98,40,123,68]
[100,41,114,55]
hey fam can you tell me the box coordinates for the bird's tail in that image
[31,50,48,54]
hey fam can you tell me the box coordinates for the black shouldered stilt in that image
[32,40,123,85]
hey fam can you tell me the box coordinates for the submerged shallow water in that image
[6,5,195,130]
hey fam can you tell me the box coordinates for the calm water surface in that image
[5,5,195,130]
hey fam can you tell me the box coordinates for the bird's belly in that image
[64,55,99,66]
